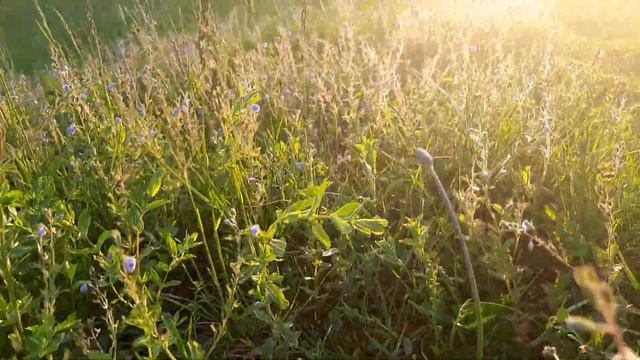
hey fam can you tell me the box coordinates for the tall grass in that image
[0,0,639,358]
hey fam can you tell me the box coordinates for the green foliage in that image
[0,0,639,358]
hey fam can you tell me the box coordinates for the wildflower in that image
[416,148,433,168]
[139,109,146,118]
[250,104,261,113]
[150,129,158,138]
[107,84,116,92]
[249,224,261,236]
[217,128,224,139]
[247,177,257,185]
[521,219,535,234]
[295,161,304,170]
[66,124,77,136]
[62,83,71,93]
[262,95,270,103]
[171,107,180,117]
[80,282,89,295]
[123,256,137,274]
[115,117,122,125]
[38,226,47,238]
[182,98,190,108]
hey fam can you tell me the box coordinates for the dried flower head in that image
[416,148,433,168]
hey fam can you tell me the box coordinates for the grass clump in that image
[1,0,640,358]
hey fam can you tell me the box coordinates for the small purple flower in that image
[250,104,261,113]
[123,256,137,274]
[38,226,47,238]
[66,124,77,136]
[171,107,180,117]
[107,84,116,92]
[294,161,304,170]
[115,116,123,125]
[217,128,224,139]
[139,109,146,118]
[249,224,261,236]
[62,83,71,92]
[80,282,89,295]
[247,177,257,185]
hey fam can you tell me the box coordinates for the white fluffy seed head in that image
[416,147,434,168]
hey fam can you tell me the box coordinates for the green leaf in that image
[353,218,388,235]
[311,221,331,249]
[266,283,289,309]
[166,236,178,258]
[145,199,170,212]
[86,351,112,360]
[78,209,91,238]
[271,238,287,258]
[147,168,166,198]
[331,202,361,219]
[330,215,352,235]
[95,230,121,253]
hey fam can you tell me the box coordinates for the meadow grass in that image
[0,1,640,358]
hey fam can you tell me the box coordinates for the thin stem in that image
[418,148,483,359]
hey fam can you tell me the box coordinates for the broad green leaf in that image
[352,218,388,235]
[266,283,289,309]
[86,351,112,360]
[271,238,287,257]
[145,199,170,212]
[330,215,352,235]
[331,202,361,219]
[96,230,121,253]
[166,236,178,257]
[147,168,166,197]
[311,221,331,249]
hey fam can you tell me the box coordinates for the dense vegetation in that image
[1,1,639,358]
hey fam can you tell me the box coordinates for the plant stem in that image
[418,148,483,359]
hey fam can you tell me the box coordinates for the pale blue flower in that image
[247,177,257,185]
[295,161,304,170]
[250,104,261,113]
[38,226,47,238]
[62,83,71,92]
[249,224,261,236]
[80,282,89,295]
[66,124,77,136]
[107,84,116,92]
[123,256,137,274]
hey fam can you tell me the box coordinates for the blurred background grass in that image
[2,0,640,74]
